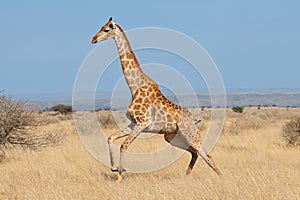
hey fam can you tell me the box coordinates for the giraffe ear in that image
[109,17,113,21]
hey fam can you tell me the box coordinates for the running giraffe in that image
[91,17,221,181]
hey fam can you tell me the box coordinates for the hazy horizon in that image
[5,88,300,111]
[7,87,300,98]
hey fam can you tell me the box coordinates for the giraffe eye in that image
[104,29,109,32]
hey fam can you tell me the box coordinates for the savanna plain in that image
[1,107,300,199]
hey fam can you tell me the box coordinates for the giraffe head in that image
[91,17,117,44]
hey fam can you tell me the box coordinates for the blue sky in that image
[0,0,300,95]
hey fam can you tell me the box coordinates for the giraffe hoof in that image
[111,167,118,172]
[186,168,192,175]
[216,170,222,176]
[119,168,126,172]
[116,173,123,182]
[111,167,126,173]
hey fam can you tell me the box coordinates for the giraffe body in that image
[92,18,221,181]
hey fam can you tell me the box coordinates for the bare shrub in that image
[0,95,63,153]
[282,118,300,146]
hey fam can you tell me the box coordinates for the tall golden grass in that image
[1,107,300,199]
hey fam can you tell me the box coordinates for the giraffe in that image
[92,17,221,181]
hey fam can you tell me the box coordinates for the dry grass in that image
[282,118,300,146]
[1,107,300,199]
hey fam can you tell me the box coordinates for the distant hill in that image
[10,88,300,111]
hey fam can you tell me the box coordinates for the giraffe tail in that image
[194,119,201,125]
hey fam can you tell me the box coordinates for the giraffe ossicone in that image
[92,18,221,181]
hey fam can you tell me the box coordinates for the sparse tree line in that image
[199,104,296,111]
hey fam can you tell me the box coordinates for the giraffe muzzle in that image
[91,36,98,44]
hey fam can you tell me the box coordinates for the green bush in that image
[50,104,72,115]
[282,118,300,146]
[232,106,244,113]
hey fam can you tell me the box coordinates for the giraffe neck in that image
[113,24,155,96]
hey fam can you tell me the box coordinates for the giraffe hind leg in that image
[177,123,222,176]
[164,133,198,175]
[198,149,222,176]
[186,147,198,175]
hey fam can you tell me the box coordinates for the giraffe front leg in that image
[107,129,130,172]
[117,124,147,182]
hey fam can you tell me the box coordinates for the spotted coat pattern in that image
[92,18,221,181]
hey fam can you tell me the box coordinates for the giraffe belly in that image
[146,121,178,134]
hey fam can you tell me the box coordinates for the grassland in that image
[1,107,300,199]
